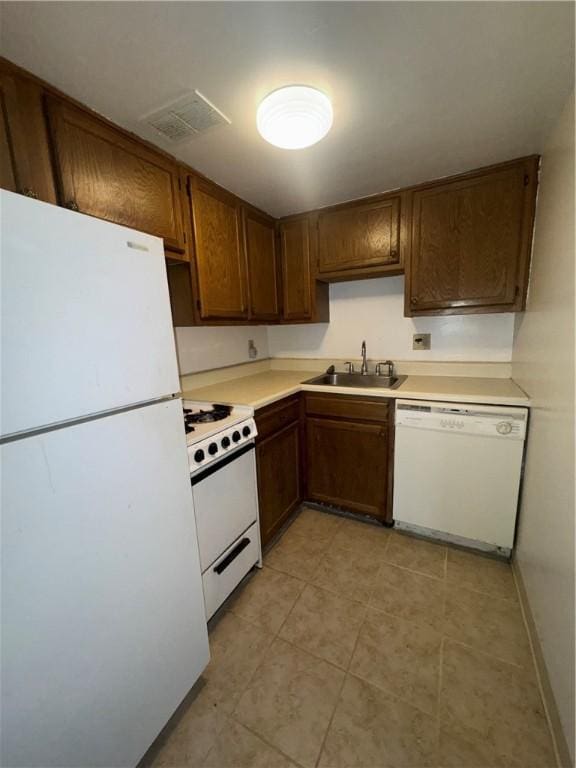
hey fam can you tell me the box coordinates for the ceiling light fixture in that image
[257,85,333,150]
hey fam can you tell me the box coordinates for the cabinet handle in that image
[65,200,79,212]
[21,188,38,199]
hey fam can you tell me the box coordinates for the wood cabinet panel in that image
[305,393,389,424]
[0,66,56,202]
[256,420,301,547]
[189,176,248,320]
[406,158,538,315]
[256,395,301,442]
[279,215,329,323]
[306,417,389,520]
[317,195,401,277]
[279,216,313,321]
[244,208,280,321]
[45,96,185,252]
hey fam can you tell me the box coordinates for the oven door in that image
[191,442,259,572]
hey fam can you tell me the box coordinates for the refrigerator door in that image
[1,191,180,438]
[1,398,209,768]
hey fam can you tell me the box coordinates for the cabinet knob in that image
[390,249,398,258]
[22,188,38,199]
[65,200,79,212]
[410,297,417,305]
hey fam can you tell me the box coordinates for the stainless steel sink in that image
[304,372,406,389]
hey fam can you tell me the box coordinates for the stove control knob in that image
[496,421,513,435]
[208,442,218,455]
[232,431,241,443]
[221,436,231,448]
[194,449,205,463]
[242,425,251,437]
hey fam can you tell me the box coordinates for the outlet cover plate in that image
[413,333,431,350]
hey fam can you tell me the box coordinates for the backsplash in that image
[175,277,516,375]
[174,326,269,375]
[267,276,515,363]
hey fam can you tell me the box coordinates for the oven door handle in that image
[190,442,255,486]
[213,537,251,575]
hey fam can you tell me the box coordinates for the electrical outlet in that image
[248,339,258,359]
[413,333,431,350]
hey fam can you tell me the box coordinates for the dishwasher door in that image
[392,400,528,552]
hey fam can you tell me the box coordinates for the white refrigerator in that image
[1,191,210,768]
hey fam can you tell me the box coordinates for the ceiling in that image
[1,2,573,217]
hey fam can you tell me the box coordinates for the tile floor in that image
[151,506,557,768]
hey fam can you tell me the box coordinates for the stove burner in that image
[183,403,233,426]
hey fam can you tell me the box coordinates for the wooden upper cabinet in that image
[189,176,248,320]
[243,208,280,322]
[279,215,314,321]
[406,157,538,316]
[317,194,403,279]
[45,96,186,253]
[0,66,57,203]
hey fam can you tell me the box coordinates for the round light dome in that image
[257,85,333,150]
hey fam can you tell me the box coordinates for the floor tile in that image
[319,675,437,767]
[204,612,275,710]
[444,584,532,667]
[264,528,328,581]
[228,566,305,634]
[202,718,295,767]
[234,637,344,768]
[331,516,391,557]
[440,640,556,767]
[437,724,509,768]
[369,563,445,632]
[384,532,447,579]
[446,548,518,600]
[287,506,343,544]
[279,584,366,669]
[151,682,229,767]
[350,608,442,715]
[311,542,381,604]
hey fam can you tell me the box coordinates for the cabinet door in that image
[317,196,401,276]
[256,421,301,546]
[0,68,56,202]
[244,208,280,321]
[306,417,389,520]
[407,159,537,315]
[45,97,186,253]
[279,216,313,321]
[189,177,248,320]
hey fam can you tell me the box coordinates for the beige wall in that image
[512,92,575,762]
[267,276,516,362]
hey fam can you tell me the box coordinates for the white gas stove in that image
[181,401,261,619]
[183,401,257,475]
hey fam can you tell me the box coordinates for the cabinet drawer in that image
[202,521,260,620]
[305,393,390,423]
[255,395,300,441]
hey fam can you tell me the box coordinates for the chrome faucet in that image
[360,340,368,375]
[376,360,394,377]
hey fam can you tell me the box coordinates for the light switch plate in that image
[413,333,431,350]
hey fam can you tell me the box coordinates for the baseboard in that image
[512,559,574,768]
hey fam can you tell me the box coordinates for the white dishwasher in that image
[393,399,528,555]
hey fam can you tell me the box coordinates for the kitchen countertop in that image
[182,370,530,409]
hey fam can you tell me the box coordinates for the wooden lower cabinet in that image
[305,394,393,522]
[255,396,302,547]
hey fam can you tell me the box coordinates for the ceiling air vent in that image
[141,90,231,142]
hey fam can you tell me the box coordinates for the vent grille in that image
[142,90,231,142]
